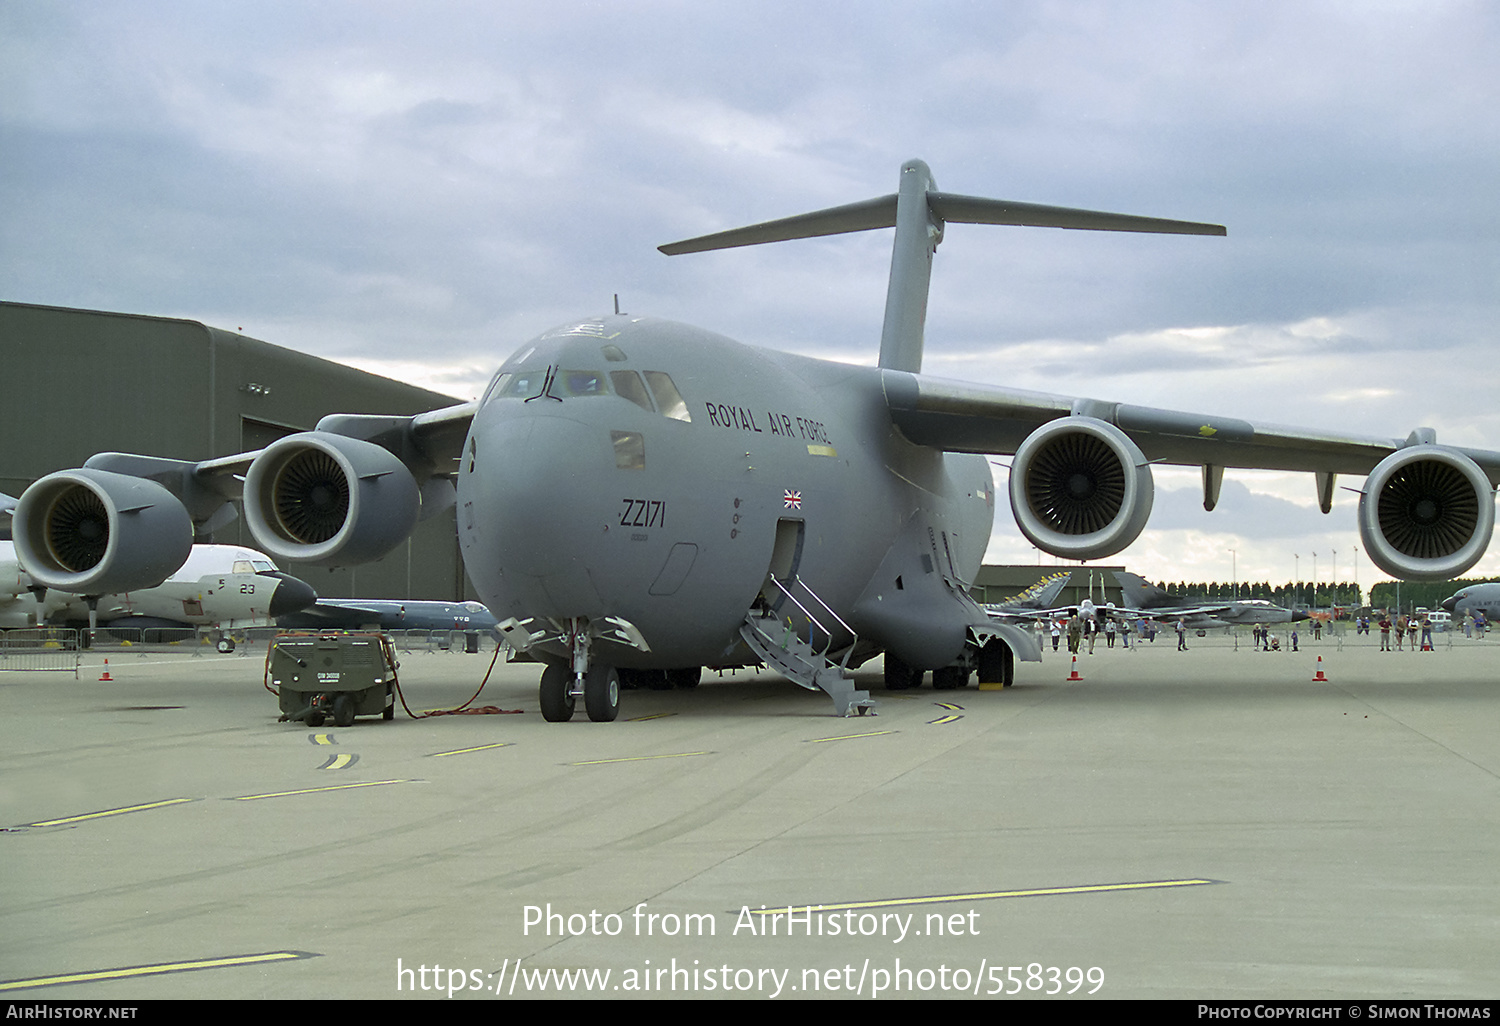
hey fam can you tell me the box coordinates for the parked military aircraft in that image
[1111,571,1306,629]
[982,571,1073,623]
[1440,583,1500,622]
[12,160,1500,719]
[277,598,497,634]
[0,538,316,648]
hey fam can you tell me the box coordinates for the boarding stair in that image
[739,576,874,717]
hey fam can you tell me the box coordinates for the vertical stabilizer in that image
[877,160,942,374]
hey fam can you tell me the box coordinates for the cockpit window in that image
[610,371,654,412]
[644,371,691,422]
[484,370,543,403]
[251,560,277,572]
[560,370,607,396]
[602,344,628,362]
[233,560,254,574]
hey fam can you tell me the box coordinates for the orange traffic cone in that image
[98,659,113,682]
[1312,655,1328,682]
[1067,656,1083,681]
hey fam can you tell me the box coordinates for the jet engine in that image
[1357,445,1495,581]
[243,432,420,567]
[1009,417,1154,561]
[12,469,193,594]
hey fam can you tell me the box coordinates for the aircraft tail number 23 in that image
[620,498,666,529]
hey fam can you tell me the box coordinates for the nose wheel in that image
[538,662,621,722]
[539,618,623,722]
[584,664,620,722]
[539,663,575,722]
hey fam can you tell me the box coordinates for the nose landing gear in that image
[537,618,624,722]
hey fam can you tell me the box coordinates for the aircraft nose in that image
[266,572,318,616]
[1441,596,1458,612]
[463,413,608,578]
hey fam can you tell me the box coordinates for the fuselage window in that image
[610,370,654,412]
[644,371,692,422]
[611,430,646,470]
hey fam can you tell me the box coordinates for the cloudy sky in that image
[5,1,1499,593]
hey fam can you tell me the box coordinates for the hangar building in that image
[1,300,471,601]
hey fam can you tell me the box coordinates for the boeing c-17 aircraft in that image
[1111,571,1306,630]
[1,538,316,648]
[13,160,1500,719]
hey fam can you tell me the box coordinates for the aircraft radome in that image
[12,160,1500,720]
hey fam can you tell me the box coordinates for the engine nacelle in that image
[1009,417,1154,561]
[1357,445,1495,581]
[244,432,420,567]
[12,469,193,594]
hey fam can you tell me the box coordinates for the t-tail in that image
[660,159,1225,373]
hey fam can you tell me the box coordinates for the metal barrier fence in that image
[389,629,502,654]
[0,629,82,676]
[1035,621,1463,654]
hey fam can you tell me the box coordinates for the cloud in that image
[4,0,1499,586]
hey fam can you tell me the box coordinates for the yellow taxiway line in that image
[0,950,318,992]
[25,797,196,828]
[746,879,1218,915]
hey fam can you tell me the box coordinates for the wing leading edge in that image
[880,368,1500,483]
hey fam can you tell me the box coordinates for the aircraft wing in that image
[192,399,479,487]
[880,368,1500,581]
[13,402,477,597]
[879,370,1500,479]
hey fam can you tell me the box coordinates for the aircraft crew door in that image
[758,518,805,613]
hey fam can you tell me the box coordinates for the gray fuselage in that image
[455,315,995,670]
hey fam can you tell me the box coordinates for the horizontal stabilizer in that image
[928,193,1225,236]
[660,159,1227,376]
[659,193,1223,256]
[659,195,898,255]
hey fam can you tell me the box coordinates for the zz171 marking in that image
[619,498,666,529]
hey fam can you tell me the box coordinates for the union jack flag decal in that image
[783,489,802,509]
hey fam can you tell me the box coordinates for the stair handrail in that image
[766,575,859,670]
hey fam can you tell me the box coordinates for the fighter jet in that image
[982,572,1073,623]
[13,160,1500,719]
[277,598,497,634]
[0,538,316,649]
[1111,571,1306,629]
